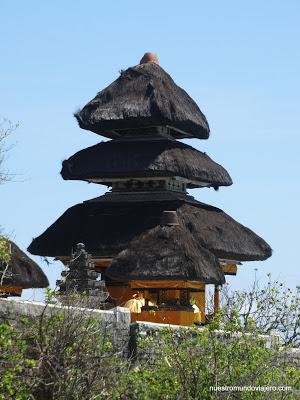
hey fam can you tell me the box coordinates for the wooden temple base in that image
[107,280,207,326]
[132,309,196,326]
[0,285,22,297]
[58,259,225,327]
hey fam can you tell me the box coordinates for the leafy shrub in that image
[0,280,299,399]
[118,324,299,400]
[0,321,35,400]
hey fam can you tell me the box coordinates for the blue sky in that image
[1,1,299,300]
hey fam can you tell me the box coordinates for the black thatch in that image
[28,194,272,262]
[1,240,49,289]
[87,191,197,204]
[75,63,209,139]
[61,140,232,188]
[177,204,272,262]
[106,225,225,284]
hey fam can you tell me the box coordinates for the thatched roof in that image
[28,194,271,262]
[75,63,209,140]
[106,225,225,284]
[177,203,272,262]
[61,140,232,188]
[1,240,49,288]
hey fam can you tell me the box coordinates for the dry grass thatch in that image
[28,194,271,263]
[1,240,49,288]
[61,139,232,188]
[106,225,225,284]
[75,63,209,139]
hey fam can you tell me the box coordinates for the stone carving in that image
[57,243,109,306]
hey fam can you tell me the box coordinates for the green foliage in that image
[119,323,299,400]
[44,287,60,303]
[221,275,300,346]
[0,237,11,288]
[0,323,35,400]
[0,281,299,399]
[28,302,124,399]
[0,236,10,264]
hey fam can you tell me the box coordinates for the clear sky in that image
[1,1,299,300]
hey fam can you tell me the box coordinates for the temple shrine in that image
[28,53,271,325]
[0,238,48,297]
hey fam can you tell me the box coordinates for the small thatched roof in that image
[28,194,271,262]
[75,62,209,140]
[1,240,49,289]
[61,140,232,188]
[106,225,225,284]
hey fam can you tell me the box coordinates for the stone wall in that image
[130,321,300,366]
[0,298,131,355]
[0,298,299,364]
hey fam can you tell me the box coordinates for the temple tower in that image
[28,53,271,325]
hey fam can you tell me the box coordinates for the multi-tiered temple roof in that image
[28,53,271,324]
